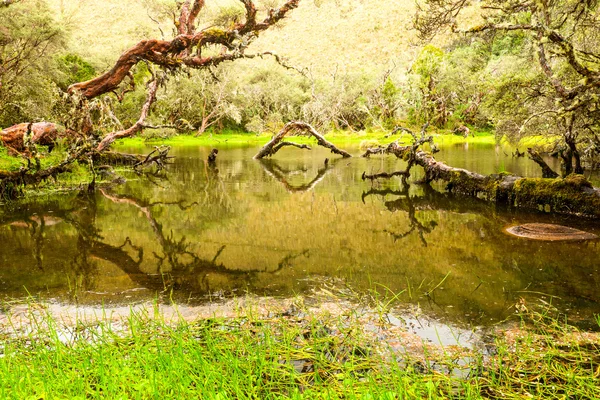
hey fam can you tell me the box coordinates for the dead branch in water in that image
[361,132,600,218]
[133,146,174,172]
[254,121,351,159]
[527,148,559,178]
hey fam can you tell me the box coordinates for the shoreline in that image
[1,290,598,398]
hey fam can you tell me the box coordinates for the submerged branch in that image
[361,169,410,181]
[527,148,559,178]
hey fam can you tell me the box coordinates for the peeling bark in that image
[67,0,300,100]
[0,122,67,153]
[254,121,352,159]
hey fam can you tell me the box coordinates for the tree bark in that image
[527,148,559,178]
[96,76,161,152]
[67,0,300,100]
[0,122,67,153]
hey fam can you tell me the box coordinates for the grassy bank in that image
[1,295,598,399]
[114,129,497,150]
[0,145,97,200]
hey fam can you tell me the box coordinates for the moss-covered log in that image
[362,142,600,218]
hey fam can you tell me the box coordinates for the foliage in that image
[0,0,65,126]
[415,0,600,175]
[405,42,492,130]
[54,53,96,90]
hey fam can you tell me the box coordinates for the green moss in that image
[0,146,98,200]
[202,27,229,40]
[512,175,600,217]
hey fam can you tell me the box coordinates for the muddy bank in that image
[1,291,482,367]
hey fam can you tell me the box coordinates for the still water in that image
[1,140,599,326]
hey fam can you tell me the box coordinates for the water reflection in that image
[0,143,599,327]
[258,158,335,193]
[362,186,438,247]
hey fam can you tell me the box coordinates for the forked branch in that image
[254,121,352,159]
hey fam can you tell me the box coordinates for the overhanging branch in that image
[68,0,301,100]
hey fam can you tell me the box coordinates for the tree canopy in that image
[416,0,600,174]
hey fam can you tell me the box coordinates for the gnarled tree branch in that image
[254,121,352,159]
[68,0,300,100]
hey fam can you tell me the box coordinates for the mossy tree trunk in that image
[362,141,600,218]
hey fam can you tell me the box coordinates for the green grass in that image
[0,298,598,399]
[0,147,26,171]
[114,129,497,150]
[0,146,101,200]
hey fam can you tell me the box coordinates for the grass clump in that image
[478,302,600,399]
[0,295,598,399]
[0,302,456,399]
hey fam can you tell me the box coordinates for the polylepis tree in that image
[0,0,301,196]
[415,0,600,176]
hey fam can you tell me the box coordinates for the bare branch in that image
[272,141,311,153]
[96,74,164,152]
[361,169,411,181]
[254,121,351,159]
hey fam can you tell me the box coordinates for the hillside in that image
[47,0,423,80]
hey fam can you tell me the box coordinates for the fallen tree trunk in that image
[362,141,600,218]
[0,122,68,153]
[254,121,352,159]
